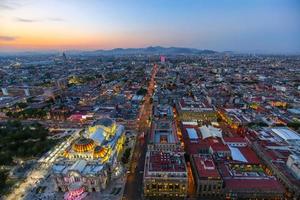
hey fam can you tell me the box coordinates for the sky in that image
[0,0,300,53]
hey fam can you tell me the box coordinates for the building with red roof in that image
[143,151,188,198]
[218,162,285,199]
[179,120,285,198]
[143,118,187,198]
[209,142,231,158]
[190,154,223,198]
[223,137,247,147]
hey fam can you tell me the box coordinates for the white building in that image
[52,118,125,198]
[287,154,300,180]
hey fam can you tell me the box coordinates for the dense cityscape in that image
[1,0,300,200]
[0,51,299,200]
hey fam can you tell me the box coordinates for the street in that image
[122,64,158,200]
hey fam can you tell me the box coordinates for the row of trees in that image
[6,108,47,119]
[0,170,8,195]
[121,148,131,164]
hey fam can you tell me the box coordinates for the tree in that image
[0,171,8,188]
[15,102,28,109]
[288,121,300,130]
[136,87,147,96]
[121,148,131,164]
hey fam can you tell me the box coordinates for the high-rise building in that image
[1,87,8,96]
[160,55,166,63]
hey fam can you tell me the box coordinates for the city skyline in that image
[1,0,300,54]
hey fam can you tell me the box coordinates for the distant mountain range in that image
[69,46,217,56]
[0,46,217,56]
[1,47,298,57]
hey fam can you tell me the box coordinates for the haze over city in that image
[0,0,300,54]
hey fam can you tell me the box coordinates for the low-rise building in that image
[143,151,188,198]
[190,154,223,198]
[148,119,181,151]
[153,104,174,119]
[219,162,285,199]
[176,97,217,122]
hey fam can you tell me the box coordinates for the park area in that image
[0,120,60,195]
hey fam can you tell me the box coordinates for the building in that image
[217,108,252,129]
[271,127,300,145]
[180,122,228,156]
[143,151,188,198]
[200,125,222,139]
[160,55,166,63]
[148,119,181,151]
[144,111,187,198]
[176,97,217,123]
[1,87,8,96]
[252,127,300,198]
[287,154,300,180]
[52,118,125,197]
[180,119,285,199]
[223,137,247,147]
[153,104,174,119]
[219,162,285,199]
[190,154,223,198]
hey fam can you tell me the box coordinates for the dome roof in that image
[73,138,95,153]
[93,118,114,127]
[93,146,109,159]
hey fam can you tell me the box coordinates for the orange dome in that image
[63,150,69,158]
[73,138,95,153]
[93,146,109,159]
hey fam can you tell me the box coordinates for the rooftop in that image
[150,119,179,144]
[186,128,199,140]
[148,151,186,172]
[218,162,284,192]
[229,146,248,163]
[225,178,284,192]
[192,154,221,179]
[271,127,300,142]
[53,160,104,175]
[200,125,222,139]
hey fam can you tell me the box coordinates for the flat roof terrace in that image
[192,154,221,180]
[218,162,285,194]
[144,151,188,180]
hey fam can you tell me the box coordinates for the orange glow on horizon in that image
[0,22,154,51]
[0,33,158,51]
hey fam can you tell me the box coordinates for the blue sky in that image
[0,0,299,53]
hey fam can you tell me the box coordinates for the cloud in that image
[15,17,65,23]
[0,1,22,10]
[15,17,38,23]
[0,4,13,10]
[0,36,18,41]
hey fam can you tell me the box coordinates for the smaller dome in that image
[93,146,109,159]
[73,138,95,153]
[93,118,114,128]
